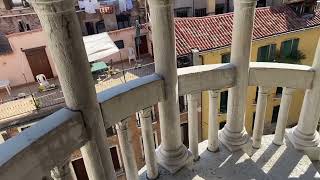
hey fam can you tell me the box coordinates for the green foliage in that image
[274,50,306,64]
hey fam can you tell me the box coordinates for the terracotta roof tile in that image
[175,6,320,56]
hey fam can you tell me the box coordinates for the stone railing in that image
[1,0,320,179]
[1,61,319,179]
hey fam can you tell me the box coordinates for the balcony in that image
[1,0,320,180]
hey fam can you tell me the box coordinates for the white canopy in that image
[83,32,119,62]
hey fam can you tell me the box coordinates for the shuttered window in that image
[220,91,228,113]
[280,39,299,58]
[221,53,230,63]
[257,44,276,62]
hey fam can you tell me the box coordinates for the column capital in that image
[208,90,219,98]
[258,86,272,94]
[139,107,153,119]
[116,118,130,131]
[283,87,295,95]
[187,93,200,102]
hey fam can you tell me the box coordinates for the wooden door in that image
[24,46,53,80]
[72,158,89,180]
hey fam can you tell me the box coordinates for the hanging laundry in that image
[81,0,100,14]
[126,0,133,10]
[119,0,126,12]
[78,0,85,9]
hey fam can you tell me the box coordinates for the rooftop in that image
[175,6,320,56]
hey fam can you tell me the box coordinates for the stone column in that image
[116,118,139,180]
[139,107,159,179]
[50,159,77,180]
[187,93,200,161]
[148,0,191,173]
[273,88,295,145]
[207,0,216,15]
[252,87,270,149]
[208,91,219,152]
[288,39,320,150]
[31,1,116,180]
[219,0,257,152]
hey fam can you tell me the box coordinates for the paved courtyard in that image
[0,57,155,122]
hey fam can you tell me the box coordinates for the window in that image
[276,87,283,97]
[106,125,117,137]
[195,8,206,17]
[18,20,30,32]
[257,44,276,62]
[136,106,157,127]
[175,7,190,17]
[220,91,228,113]
[215,4,225,14]
[177,56,192,68]
[272,105,280,124]
[256,0,266,7]
[116,14,130,29]
[280,39,299,59]
[85,22,95,35]
[109,146,122,172]
[0,33,12,55]
[114,40,125,49]
[96,20,106,33]
[179,95,188,113]
[221,53,230,63]
[140,132,158,158]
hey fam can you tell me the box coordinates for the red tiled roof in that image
[175,6,320,56]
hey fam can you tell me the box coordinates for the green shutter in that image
[220,91,228,113]
[269,44,276,62]
[257,45,269,62]
[291,39,299,58]
[221,53,230,63]
[281,40,293,58]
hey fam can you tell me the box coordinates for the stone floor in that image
[0,57,154,121]
[139,134,320,180]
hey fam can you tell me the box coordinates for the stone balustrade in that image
[1,0,320,179]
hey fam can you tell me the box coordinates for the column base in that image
[287,127,320,160]
[156,144,192,174]
[219,126,250,152]
[287,127,320,150]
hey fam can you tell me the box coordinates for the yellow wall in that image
[201,28,320,139]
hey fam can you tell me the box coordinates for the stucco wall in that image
[0,26,152,86]
[0,30,57,87]
[201,27,320,138]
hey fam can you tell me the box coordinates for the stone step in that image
[138,135,320,180]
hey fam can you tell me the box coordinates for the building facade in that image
[174,6,320,138]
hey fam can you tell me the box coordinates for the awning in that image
[83,32,119,62]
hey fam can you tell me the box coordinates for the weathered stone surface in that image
[139,135,320,180]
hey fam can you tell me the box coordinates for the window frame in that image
[257,44,276,62]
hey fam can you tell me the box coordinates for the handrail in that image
[177,63,236,95]
[0,108,87,180]
[98,74,165,128]
[249,62,314,89]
